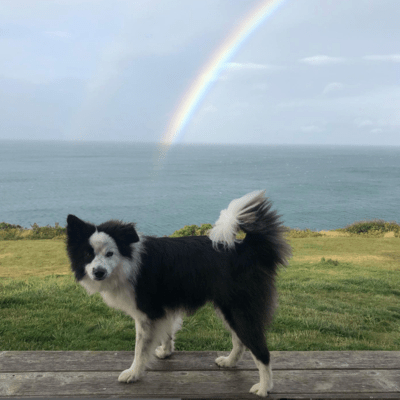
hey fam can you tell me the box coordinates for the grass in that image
[0,222,399,351]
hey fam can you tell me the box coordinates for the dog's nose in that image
[93,267,107,280]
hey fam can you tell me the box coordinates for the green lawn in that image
[1,233,399,351]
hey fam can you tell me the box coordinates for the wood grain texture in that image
[0,351,399,399]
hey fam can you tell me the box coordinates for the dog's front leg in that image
[118,319,156,383]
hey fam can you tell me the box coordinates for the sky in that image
[0,0,399,146]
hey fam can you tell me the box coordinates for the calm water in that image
[0,141,399,236]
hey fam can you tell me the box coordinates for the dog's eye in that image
[106,251,114,257]
[85,251,92,259]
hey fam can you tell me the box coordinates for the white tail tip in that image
[209,190,265,249]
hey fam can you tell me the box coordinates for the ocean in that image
[0,140,399,236]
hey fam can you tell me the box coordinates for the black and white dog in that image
[66,191,291,397]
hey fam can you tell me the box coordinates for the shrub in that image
[29,223,66,240]
[170,224,213,238]
[286,229,323,238]
[0,222,66,240]
[339,219,400,237]
[0,222,24,240]
[0,229,23,240]
[0,222,23,230]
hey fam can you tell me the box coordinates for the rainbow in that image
[157,0,287,160]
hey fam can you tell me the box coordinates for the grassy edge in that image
[1,219,399,240]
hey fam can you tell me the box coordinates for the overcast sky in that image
[1,0,399,145]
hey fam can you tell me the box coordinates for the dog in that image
[66,190,291,397]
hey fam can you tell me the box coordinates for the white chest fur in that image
[100,285,139,319]
[79,272,141,320]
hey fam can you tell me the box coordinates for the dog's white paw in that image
[155,345,172,359]
[118,368,139,383]
[215,355,236,368]
[250,382,271,397]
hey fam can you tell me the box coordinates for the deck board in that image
[0,351,399,399]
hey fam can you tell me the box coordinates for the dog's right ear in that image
[67,214,86,232]
[66,214,95,241]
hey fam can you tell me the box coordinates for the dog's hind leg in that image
[217,306,273,397]
[249,353,273,397]
[243,333,273,397]
[118,318,158,383]
[155,313,182,359]
[215,308,246,367]
[215,330,246,367]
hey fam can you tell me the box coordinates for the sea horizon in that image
[1,140,399,236]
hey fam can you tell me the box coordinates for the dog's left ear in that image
[118,223,140,245]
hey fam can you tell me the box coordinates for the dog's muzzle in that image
[93,266,107,281]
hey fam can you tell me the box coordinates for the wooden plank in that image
[271,351,400,370]
[1,369,399,398]
[1,352,399,398]
[1,351,399,372]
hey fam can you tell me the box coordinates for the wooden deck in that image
[1,351,399,399]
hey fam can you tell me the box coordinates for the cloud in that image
[363,54,400,63]
[44,31,71,38]
[225,62,272,70]
[300,125,324,133]
[370,128,383,134]
[354,118,373,128]
[202,104,217,113]
[323,82,344,94]
[299,55,345,66]
[219,62,279,81]
[252,82,269,91]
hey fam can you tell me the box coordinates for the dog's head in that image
[66,215,139,282]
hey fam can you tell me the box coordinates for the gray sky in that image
[1,0,399,145]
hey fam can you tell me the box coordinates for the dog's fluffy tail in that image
[209,190,291,266]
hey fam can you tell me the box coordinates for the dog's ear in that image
[97,220,139,258]
[120,223,140,245]
[67,214,84,228]
[110,223,139,259]
[67,214,86,234]
[66,214,95,241]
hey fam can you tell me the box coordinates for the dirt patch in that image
[319,231,350,237]
[295,254,387,264]
[381,252,400,261]
[0,253,13,259]
[384,232,395,238]
[318,231,397,238]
